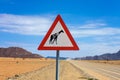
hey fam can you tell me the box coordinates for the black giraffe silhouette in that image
[49,30,64,44]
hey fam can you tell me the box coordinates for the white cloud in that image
[71,26,120,38]
[79,23,106,29]
[1,14,120,38]
[0,14,53,35]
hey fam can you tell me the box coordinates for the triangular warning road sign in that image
[38,15,79,50]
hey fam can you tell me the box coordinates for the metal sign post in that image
[56,50,59,80]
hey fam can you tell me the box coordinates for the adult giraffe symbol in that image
[49,30,64,44]
[38,15,79,50]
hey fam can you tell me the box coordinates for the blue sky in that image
[0,0,120,58]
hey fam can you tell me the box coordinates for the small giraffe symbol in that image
[49,30,64,44]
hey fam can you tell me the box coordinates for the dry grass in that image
[0,57,54,80]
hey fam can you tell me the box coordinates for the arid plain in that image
[0,57,87,80]
[0,57,54,80]
[0,57,120,80]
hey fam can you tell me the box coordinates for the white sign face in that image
[44,21,73,47]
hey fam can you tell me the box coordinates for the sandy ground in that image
[69,60,120,80]
[9,61,87,80]
[0,57,54,80]
[3,58,119,80]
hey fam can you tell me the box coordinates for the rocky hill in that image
[0,47,43,58]
[75,50,120,60]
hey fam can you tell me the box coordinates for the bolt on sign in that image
[38,15,79,50]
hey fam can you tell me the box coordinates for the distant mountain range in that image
[75,50,120,60]
[0,47,43,58]
[46,56,68,60]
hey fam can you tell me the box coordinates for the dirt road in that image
[69,60,120,80]
[10,61,87,80]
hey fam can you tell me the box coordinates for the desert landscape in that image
[0,57,120,80]
[1,0,120,80]
[0,57,89,80]
[0,57,54,80]
[0,47,120,80]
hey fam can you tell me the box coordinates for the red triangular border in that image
[38,15,79,50]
